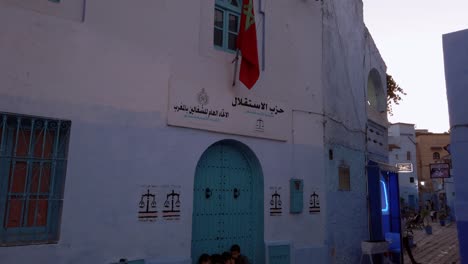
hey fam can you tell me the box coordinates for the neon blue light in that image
[380,180,389,213]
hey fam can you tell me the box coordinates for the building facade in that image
[388,123,418,210]
[443,28,468,264]
[0,0,389,263]
[415,130,450,206]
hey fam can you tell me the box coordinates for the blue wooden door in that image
[192,142,262,264]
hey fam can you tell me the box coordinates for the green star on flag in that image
[243,0,255,31]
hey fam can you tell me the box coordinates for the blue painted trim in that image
[289,179,303,214]
[214,1,241,52]
[0,114,71,246]
[215,0,242,13]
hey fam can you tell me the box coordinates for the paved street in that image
[404,222,460,264]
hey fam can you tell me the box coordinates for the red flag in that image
[237,0,260,89]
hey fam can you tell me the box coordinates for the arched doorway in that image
[367,68,385,112]
[191,140,264,264]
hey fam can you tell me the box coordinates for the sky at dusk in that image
[363,0,468,133]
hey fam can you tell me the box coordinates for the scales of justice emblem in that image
[162,189,181,220]
[138,189,158,221]
[269,190,282,216]
[309,192,320,213]
[255,118,264,132]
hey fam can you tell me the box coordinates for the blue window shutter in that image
[290,179,303,213]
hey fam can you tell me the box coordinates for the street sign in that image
[430,163,451,178]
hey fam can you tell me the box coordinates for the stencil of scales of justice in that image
[163,190,181,219]
[309,192,320,213]
[138,189,157,221]
[270,191,282,216]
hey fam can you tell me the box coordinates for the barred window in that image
[0,113,71,246]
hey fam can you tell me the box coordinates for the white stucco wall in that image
[322,0,388,263]
[0,0,327,263]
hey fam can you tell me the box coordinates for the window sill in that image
[0,240,59,247]
[214,45,237,54]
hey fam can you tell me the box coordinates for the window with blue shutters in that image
[0,113,71,246]
[214,0,241,52]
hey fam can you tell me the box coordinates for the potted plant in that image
[421,209,432,234]
[439,209,447,226]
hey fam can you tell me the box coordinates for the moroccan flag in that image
[237,0,260,89]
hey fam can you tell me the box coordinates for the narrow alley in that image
[405,223,460,264]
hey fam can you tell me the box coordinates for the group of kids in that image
[198,245,250,264]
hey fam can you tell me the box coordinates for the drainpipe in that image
[259,0,265,71]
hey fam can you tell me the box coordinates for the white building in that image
[0,0,389,263]
[388,123,419,209]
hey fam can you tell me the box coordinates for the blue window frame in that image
[0,113,71,246]
[214,0,241,52]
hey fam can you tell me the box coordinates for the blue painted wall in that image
[443,28,468,264]
[325,144,368,264]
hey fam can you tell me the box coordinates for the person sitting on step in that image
[211,254,224,264]
[230,245,250,264]
[222,251,234,264]
[198,254,211,264]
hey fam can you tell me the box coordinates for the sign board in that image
[396,163,413,173]
[168,84,290,141]
[430,163,450,178]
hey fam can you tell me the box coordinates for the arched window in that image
[214,0,241,52]
[367,69,386,112]
[433,152,440,160]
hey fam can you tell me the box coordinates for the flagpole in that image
[232,49,240,86]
